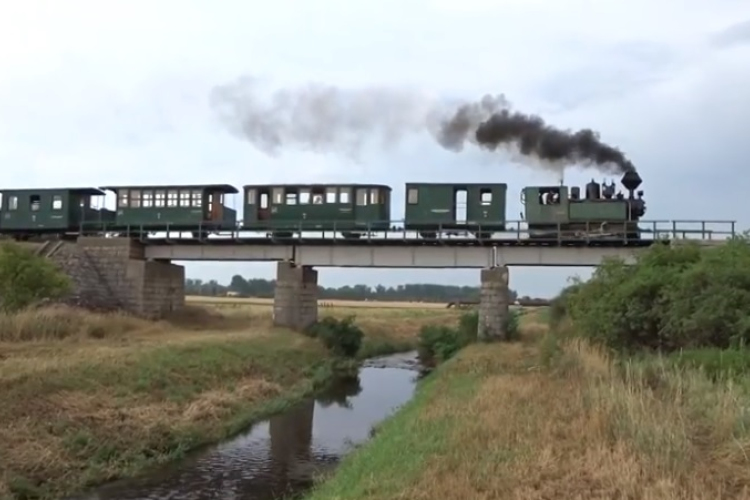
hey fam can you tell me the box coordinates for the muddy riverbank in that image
[74,351,420,500]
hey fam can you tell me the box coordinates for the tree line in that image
[185,275,521,303]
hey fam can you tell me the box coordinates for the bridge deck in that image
[99,219,737,245]
[142,238,728,268]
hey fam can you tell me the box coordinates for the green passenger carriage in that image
[0,188,114,238]
[403,183,508,239]
[241,184,392,238]
[101,184,239,237]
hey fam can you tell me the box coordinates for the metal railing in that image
[75,219,740,245]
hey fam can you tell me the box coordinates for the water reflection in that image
[82,354,417,500]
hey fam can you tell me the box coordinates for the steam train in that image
[0,171,646,243]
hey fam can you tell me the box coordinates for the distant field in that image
[186,295,451,309]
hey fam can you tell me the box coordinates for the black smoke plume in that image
[210,77,636,174]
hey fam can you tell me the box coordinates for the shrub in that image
[418,310,515,365]
[306,316,364,358]
[458,309,479,342]
[506,308,521,340]
[555,234,750,353]
[418,325,466,364]
[0,242,71,312]
[667,348,750,381]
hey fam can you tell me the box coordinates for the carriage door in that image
[467,187,493,225]
[257,188,271,220]
[207,190,223,221]
[454,188,467,224]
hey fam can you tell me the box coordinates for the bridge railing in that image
[76,219,740,245]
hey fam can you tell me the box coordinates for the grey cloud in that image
[710,19,750,49]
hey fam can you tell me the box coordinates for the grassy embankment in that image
[0,296,459,500]
[309,239,750,500]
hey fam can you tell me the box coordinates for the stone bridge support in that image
[273,261,318,331]
[478,265,511,341]
[51,238,185,319]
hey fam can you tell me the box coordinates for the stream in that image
[78,351,421,500]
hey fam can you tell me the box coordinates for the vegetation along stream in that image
[73,351,420,500]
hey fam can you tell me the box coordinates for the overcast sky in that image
[1,0,749,296]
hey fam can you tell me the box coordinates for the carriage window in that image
[30,195,41,211]
[285,192,298,205]
[480,189,492,206]
[299,189,310,204]
[339,188,351,204]
[118,191,129,208]
[380,189,388,204]
[369,189,379,205]
[312,192,324,204]
[155,190,165,207]
[131,190,142,208]
[272,188,284,205]
[167,190,178,207]
[407,188,418,204]
[8,195,18,210]
[246,189,256,205]
[326,188,337,204]
[142,190,153,208]
[191,190,202,207]
[179,191,190,207]
[80,196,91,208]
[356,189,368,206]
[52,195,63,210]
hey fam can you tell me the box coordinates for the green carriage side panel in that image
[242,184,391,232]
[404,183,507,231]
[0,188,111,232]
[569,200,628,221]
[404,183,454,226]
[103,184,238,230]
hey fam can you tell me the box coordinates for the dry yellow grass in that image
[189,294,463,353]
[309,312,750,500]
[0,303,330,500]
[187,295,451,309]
[0,300,449,499]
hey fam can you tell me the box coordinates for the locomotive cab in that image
[522,171,646,242]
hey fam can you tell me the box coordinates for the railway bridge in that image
[27,219,737,340]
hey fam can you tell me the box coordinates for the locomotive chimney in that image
[621,171,642,198]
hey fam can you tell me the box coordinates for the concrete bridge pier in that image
[46,238,185,319]
[478,265,511,341]
[273,261,319,331]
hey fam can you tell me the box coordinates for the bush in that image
[667,348,750,381]
[506,308,521,340]
[418,309,521,365]
[418,324,468,364]
[556,234,750,353]
[0,242,71,312]
[306,316,364,358]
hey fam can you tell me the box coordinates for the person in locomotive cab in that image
[551,192,560,204]
[312,194,324,204]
